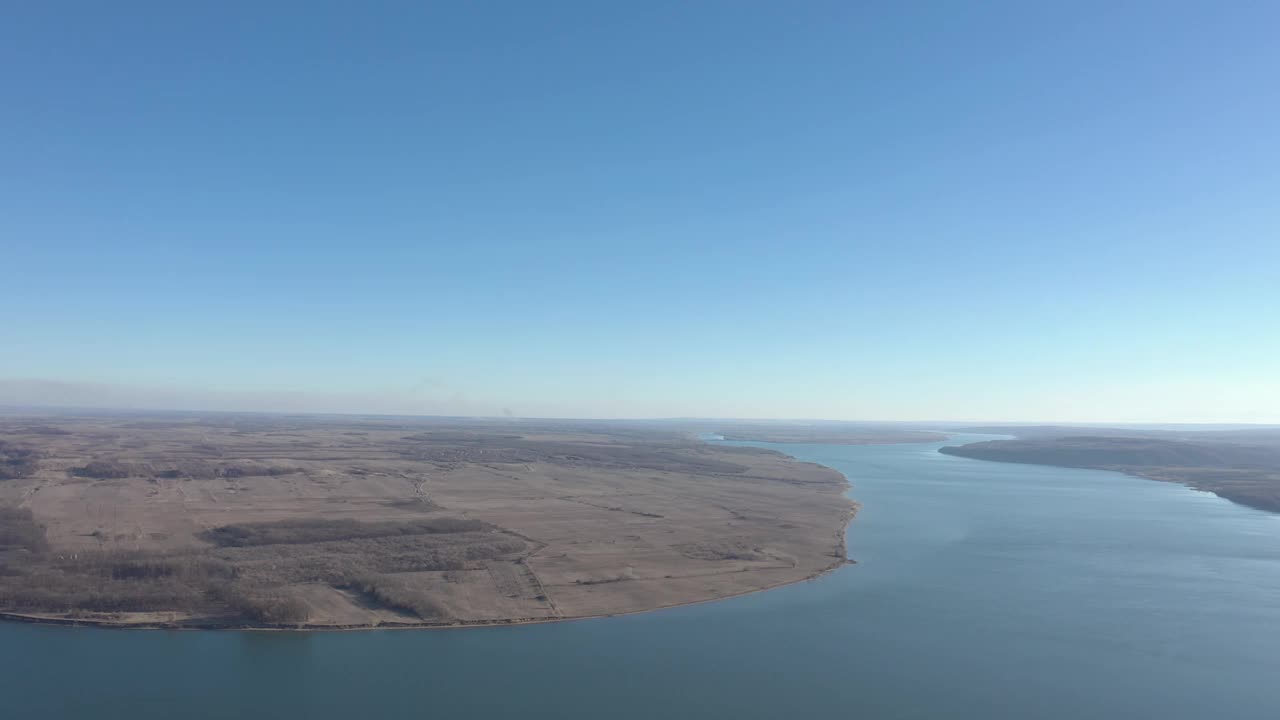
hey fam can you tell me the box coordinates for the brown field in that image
[0,413,865,629]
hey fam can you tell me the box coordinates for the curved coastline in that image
[0,446,861,633]
[0,553,857,632]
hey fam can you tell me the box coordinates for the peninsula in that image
[0,413,879,629]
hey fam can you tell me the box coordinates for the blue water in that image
[4,435,1279,719]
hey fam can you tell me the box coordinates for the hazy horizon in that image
[3,377,1278,428]
[5,3,1277,424]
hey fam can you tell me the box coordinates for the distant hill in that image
[940,436,1280,513]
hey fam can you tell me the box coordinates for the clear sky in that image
[3,2,1278,422]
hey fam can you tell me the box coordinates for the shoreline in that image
[0,554,856,633]
[1,446,861,633]
[939,445,1280,515]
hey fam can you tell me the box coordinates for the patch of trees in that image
[386,498,441,512]
[71,459,305,481]
[0,442,40,480]
[345,574,443,619]
[0,550,235,614]
[209,583,310,624]
[394,435,752,474]
[0,513,524,625]
[53,550,237,583]
[0,572,207,614]
[154,462,302,480]
[231,465,301,477]
[71,460,137,479]
[400,431,524,443]
[215,533,526,585]
[574,575,630,586]
[202,516,489,547]
[0,507,48,553]
[0,545,315,622]
[0,534,524,624]
[11,425,71,436]
[677,539,766,562]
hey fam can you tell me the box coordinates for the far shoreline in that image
[939,436,1280,515]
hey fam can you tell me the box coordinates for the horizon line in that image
[2,403,1278,428]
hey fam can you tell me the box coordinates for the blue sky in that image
[3,2,1277,422]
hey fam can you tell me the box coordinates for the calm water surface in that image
[5,435,1280,719]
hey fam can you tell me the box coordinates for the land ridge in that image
[940,432,1280,513]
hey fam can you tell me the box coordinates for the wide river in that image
[4,435,1280,718]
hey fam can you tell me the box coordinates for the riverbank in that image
[0,416,859,630]
[939,435,1280,514]
[0,551,857,632]
[0,498,858,632]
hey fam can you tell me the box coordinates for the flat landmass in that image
[941,431,1280,513]
[0,413,859,629]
